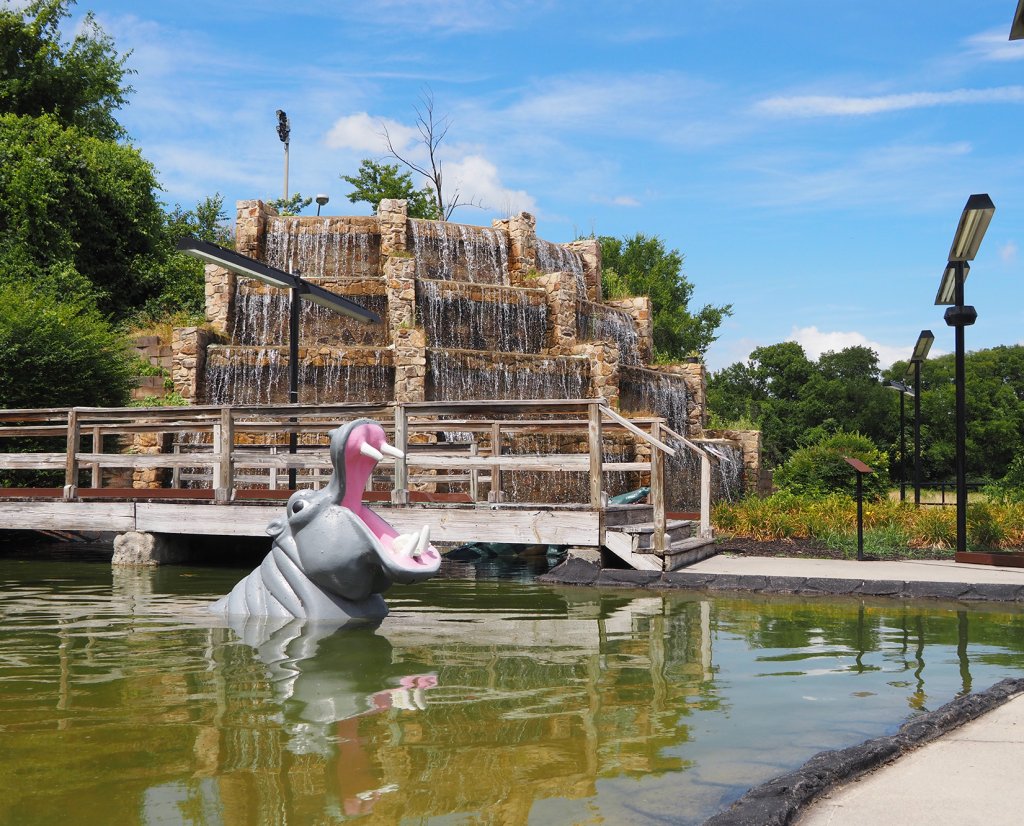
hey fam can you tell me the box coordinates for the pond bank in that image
[540,553,1024,602]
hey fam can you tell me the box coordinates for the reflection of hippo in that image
[211,419,441,624]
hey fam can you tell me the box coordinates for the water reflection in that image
[2,555,1024,825]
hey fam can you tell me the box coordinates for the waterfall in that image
[409,220,509,284]
[417,280,546,353]
[205,347,393,405]
[426,352,587,401]
[263,217,377,279]
[535,239,586,296]
[576,302,642,365]
[619,368,689,435]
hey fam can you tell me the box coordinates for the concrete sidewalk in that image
[797,692,1024,826]
[688,553,1024,585]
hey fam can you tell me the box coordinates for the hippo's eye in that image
[292,500,305,513]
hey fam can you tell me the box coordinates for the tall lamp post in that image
[276,110,290,200]
[884,380,914,501]
[904,330,934,507]
[176,237,381,489]
[934,194,995,555]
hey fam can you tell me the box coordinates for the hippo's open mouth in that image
[342,423,442,581]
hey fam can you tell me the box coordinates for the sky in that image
[70,0,1024,371]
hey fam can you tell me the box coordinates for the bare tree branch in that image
[379,88,485,221]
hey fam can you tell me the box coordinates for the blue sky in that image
[78,0,1023,371]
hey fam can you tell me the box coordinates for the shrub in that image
[967,503,1004,550]
[774,431,889,500]
[984,454,1024,504]
[0,282,133,408]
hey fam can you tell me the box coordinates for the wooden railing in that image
[0,400,676,544]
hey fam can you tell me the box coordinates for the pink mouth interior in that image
[343,423,440,570]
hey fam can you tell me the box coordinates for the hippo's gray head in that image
[267,419,442,604]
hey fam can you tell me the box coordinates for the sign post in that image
[843,457,874,561]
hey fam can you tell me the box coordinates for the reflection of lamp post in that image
[276,110,290,200]
[315,193,329,216]
[176,237,381,488]
[904,330,934,507]
[934,194,995,555]
[884,380,914,501]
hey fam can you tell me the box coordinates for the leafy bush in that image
[984,454,1024,504]
[774,431,889,500]
[0,282,133,408]
[967,503,1004,550]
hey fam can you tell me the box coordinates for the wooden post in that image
[469,440,480,502]
[269,445,279,490]
[90,426,102,489]
[650,420,666,552]
[215,406,234,504]
[63,408,80,501]
[392,404,408,504]
[588,402,603,510]
[699,453,712,539]
[489,421,503,503]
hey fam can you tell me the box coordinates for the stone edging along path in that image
[701,676,1024,826]
[537,557,1024,602]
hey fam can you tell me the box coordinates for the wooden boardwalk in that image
[0,400,715,570]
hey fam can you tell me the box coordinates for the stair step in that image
[663,537,717,571]
[622,519,695,550]
[604,504,654,527]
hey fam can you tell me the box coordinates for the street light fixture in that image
[904,330,934,508]
[177,237,381,487]
[315,194,329,216]
[934,194,995,555]
[276,110,290,200]
[1011,0,1024,40]
[884,380,914,502]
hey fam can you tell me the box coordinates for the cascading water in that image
[263,217,378,280]
[417,280,546,353]
[576,302,642,365]
[232,290,387,347]
[409,220,509,284]
[619,367,689,434]
[426,352,588,402]
[205,347,393,405]
[662,438,745,513]
[535,239,586,296]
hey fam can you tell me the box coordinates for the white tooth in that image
[359,442,384,462]
[391,532,418,557]
[379,442,405,460]
[413,525,430,559]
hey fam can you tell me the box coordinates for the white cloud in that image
[442,154,536,217]
[788,326,913,368]
[754,86,1024,117]
[1001,241,1019,263]
[324,113,420,154]
[964,28,1024,62]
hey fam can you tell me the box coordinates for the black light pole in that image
[905,330,934,507]
[884,380,913,501]
[935,194,995,555]
[176,237,381,490]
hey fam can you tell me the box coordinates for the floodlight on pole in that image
[1011,0,1024,39]
[276,110,290,200]
[176,236,381,488]
[905,330,933,508]
[315,194,329,216]
[935,195,995,556]
[935,261,970,306]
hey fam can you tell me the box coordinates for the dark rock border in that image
[702,676,1024,825]
[537,558,1024,602]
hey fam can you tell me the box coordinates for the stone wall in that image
[706,428,763,494]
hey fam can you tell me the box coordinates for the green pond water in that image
[3,545,1024,826]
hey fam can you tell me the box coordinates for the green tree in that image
[0,0,131,140]
[341,159,440,219]
[0,281,133,409]
[268,192,313,216]
[133,193,232,321]
[599,233,732,360]
[0,112,163,318]
[774,431,890,500]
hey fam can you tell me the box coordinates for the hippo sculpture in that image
[211,418,441,623]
